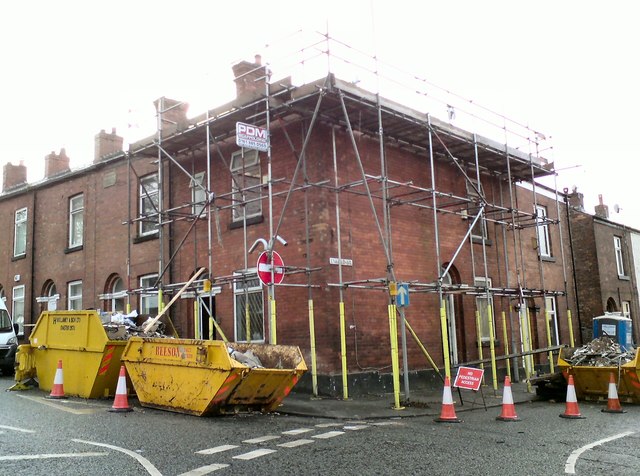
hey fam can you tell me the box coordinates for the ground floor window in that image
[234,271,263,342]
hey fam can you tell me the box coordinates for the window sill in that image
[618,275,631,281]
[230,214,264,230]
[133,233,159,244]
[64,245,83,254]
[471,236,492,246]
[11,254,26,262]
[539,255,556,263]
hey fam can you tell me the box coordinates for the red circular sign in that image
[257,250,285,285]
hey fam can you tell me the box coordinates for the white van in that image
[0,299,18,376]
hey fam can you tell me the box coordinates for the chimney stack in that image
[568,186,584,211]
[44,149,70,179]
[2,160,27,192]
[153,98,189,134]
[594,194,609,219]
[232,55,268,98]
[94,128,123,163]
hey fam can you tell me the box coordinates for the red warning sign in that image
[453,366,484,391]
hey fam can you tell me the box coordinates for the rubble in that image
[563,337,636,367]
[102,311,172,340]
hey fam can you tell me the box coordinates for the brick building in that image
[0,48,579,395]
[567,191,640,343]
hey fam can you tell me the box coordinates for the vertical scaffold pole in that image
[502,311,511,379]
[332,127,348,400]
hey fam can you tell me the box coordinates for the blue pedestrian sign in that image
[397,283,410,307]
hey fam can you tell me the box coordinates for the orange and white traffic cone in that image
[560,375,584,419]
[602,372,625,414]
[46,359,67,399]
[108,365,133,413]
[434,376,461,423]
[496,376,520,421]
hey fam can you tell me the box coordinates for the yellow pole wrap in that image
[567,309,575,347]
[309,299,318,397]
[440,305,451,379]
[487,304,498,391]
[475,311,485,384]
[339,301,348,400]
[388,304,402,410]
[502,311,511,380]
[524,307,533,392]
[270,296,277,345]
[211,317,228,344]
[158,289,164,312]
[126,302,131,314]
[208,317,214,340]
[545,309,555,373]
[405,319,440,373]
[193,301,199,339]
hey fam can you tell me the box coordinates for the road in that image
[1,374,639,475]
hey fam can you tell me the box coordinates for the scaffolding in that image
[122,30,573,400]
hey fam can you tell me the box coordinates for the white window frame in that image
[139,174,159,236]
[140,274,159,316]
[69,194,84,248]
[233,270,264,342]
[536,205,551,258]
[614,236,626,277]
[545,296,560,346]
[191,172,207,216]
[36,281,59,311]
[622,301,631,319]
[12,285,25,336]
[475,277,495,342]
[14,207,27,257]
[231,150,262,222]
[68,280,83,310]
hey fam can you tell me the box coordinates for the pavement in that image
[279,381,539,420]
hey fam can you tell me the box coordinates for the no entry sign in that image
[257,250,285,285]
[453,366,484,391]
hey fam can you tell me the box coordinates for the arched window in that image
[606,297,618,313]
[36,280,59,311]
[101,275,127,313]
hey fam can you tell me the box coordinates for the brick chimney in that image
[568,186,584,211]
[153,97,189,134]
[94,128,123,163]
[2,160,27,192]
[44,148,70,179]
[232,55,268,98]
[594,194,609,219]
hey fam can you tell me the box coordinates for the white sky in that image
[2,1,638,227]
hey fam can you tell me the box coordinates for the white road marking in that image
[177,463,229,475]
[16,395,100,415]
[343,425,368,431]
[0,452,106,461]
[233,449,277,460]
[278,439,315,448]
[371,421,403,426]
[282,428,313,435]
[195,444,238,455]
[315,422,343,428]
[73,439,162,476]
[565,431,635,474]
[312,431,344,439]
[0,424,36,433]
[242,435,280,444]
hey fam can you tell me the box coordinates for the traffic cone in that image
[434,376,461,423]
[602,372,626,414]
[108,365,133,413]
[560,375,584,419]
[46,360,67,399]
[496,376,520,421]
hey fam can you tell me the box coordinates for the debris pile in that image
[228,347,264,368]
[102,311,171,340]
[564,337,636,367]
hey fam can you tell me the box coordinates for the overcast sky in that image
[2,1,638,227]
